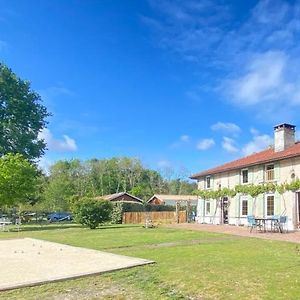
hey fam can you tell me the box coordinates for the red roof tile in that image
[190,142,300,179]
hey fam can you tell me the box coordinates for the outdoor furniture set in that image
[247,215,288,233]
[0,218,12,232]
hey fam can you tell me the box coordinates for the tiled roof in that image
[95,192,143,203]
[190,142,300,179]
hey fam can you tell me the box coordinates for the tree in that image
[0,63,50,160]
[0,153,40,206]
[43,160,87,211]
[73,197,113,229]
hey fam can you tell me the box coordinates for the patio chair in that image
[271,215,280,232]
[247,216,260,233]
[279,216,288,233]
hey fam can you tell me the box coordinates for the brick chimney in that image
[274,123,296,152]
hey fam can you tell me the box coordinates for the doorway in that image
[296,192,300,228]
[221,197,229,224]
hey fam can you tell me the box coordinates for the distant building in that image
[148,194,198,206]
[96,192,143,204]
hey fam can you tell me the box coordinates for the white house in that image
[190,123,300,231]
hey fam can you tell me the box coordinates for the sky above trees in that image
[1,0,300,174]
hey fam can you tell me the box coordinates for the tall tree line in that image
[41,158,197,211]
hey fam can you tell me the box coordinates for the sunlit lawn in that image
[0,224,299,299]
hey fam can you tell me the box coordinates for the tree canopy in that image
[0,63,50,160]
[0,153,40,206]
[41,157,196,211]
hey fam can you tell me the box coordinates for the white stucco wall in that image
[196,156,300,230]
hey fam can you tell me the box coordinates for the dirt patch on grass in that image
[104,235,244,253]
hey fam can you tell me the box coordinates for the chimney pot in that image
[274,123,296,152]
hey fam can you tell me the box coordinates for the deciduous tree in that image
[0,63,50,160]
[0,153,40,206]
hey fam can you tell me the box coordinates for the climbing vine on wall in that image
[192,178,300,200]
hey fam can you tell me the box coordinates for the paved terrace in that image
[168,223,300,243]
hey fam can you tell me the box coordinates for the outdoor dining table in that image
[255,217,283,233]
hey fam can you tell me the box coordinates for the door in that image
[221,197,229,224]
[296,192,300,228]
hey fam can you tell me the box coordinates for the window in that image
[266,195,274,216]
[241,169,248,184]
[241,197,248,216]
[205,176,211,189]
[205,201,211,215]
[265,164,274,181]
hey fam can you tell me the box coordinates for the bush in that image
[111,202,123,224]
[73,197,113,229]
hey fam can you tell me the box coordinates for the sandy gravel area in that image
[0,238,153,291]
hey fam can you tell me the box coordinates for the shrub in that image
[111,202,123,224]
[73,197,113,229]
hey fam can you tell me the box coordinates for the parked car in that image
[47,212,73,222]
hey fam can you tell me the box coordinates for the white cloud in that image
[242,134,273,156]
[39,86,75,100]
[211,122,241,135]
[170,134,190,149]
[39,128,78,152]
[145,0,300,118]
[222,137,239,154]
[227,51,289,106]
[180,134,190,142]
[250,127,259,136]
[157,159,172,168]
[38,86,75,113]
[196,138,215,150]
[143,0,229,61]
[37,156,53,174]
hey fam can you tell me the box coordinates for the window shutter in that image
[235,171,240,185]
[248,168,253,184]
[255,194,264,217]
[236,195,240,218]
[198,199,204,217]
[248,195,253,215]
[274,162,280,182]
[257,165,264,183]
[275,192,281,215]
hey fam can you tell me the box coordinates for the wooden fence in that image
[122,211,187,224]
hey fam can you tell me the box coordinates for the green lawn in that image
[0,224,300,299]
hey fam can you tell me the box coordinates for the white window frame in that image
[205,200,211,216]
[265,164,275,182]
[241,168,249,184]
[240,196,248,217]
[265,194,275,216]
[205,176,211,189]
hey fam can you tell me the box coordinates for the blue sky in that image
[1,0,300,176]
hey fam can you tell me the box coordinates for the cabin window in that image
[265,164,274,181]
[241,169,248,184]
[266,195,275,216]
